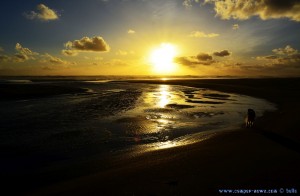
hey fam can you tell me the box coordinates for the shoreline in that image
[28,78,300,195]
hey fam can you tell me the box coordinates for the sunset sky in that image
[0,0,300,76]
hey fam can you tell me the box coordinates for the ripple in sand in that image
[202,93,232,100]
[165,103,195,109]
[186,99,225,104]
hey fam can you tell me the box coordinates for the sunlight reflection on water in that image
[158,85,170,108]
[109,83,276,152]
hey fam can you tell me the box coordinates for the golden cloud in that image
[127,29,136,34]
[232,24,239,30]
[0,43,38,63]
[15,43,39,56]
[61,50,78,56]
[206,0,300,22]
[272,45,298,56]
[12,43,39,62]
[256,45,300,66]
[189,31,219,38]
[183,0,193,8]
[0,55,10,62]
[41,53,71,65]
[25,4,59,21]
[64,36,110,54]
[12,53,29,63]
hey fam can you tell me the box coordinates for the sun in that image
[149,43,177,74]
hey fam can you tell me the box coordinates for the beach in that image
[1,78,300,195]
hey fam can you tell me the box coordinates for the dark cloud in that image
[175,56,198,66]
[64,36,110,53]
[213,50,231,57]
[175,53,215,66]
[197,53,213,61]
[206,0,300,22]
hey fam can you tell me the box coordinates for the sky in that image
[0,0,300,76]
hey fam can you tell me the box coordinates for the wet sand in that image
[29,78,300,195]
[0,83,87,100]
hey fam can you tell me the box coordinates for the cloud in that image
[0,43,74,66]
[0,55,10,62]
[95,57,104,61]
[116,50,135,56]
[24,4,59,21]
[213,50,231,57]
[197,53,213,61]
[61,49,78,56]
[42,66,55,71]
[256,55,278,60]
[116,50,128,56]
[183,0,193,8]
[12,53,29,63]
[175,52,215,66]
[64,36,110,55]
[189,31,219,38]
[205,0,300,22]
[175,56,198,66]
[103,59,130,67]
[0,47,4,52]
[183,0,201,8]
[272,45,298,55]
[15,43,39,56]
[41,53,70,65]
[127,29,136,34]
[256,45,300,66]
[0,43,38,63]
[232,24,239,30]
[12,43,39,62]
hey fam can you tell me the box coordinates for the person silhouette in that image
[246,109,256,128]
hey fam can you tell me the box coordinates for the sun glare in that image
[150,43,177,74]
